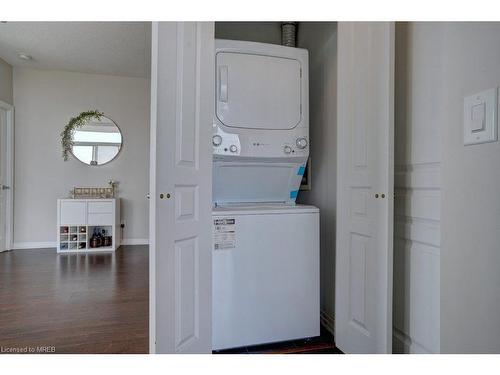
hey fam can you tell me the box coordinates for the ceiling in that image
[0,22,151,78]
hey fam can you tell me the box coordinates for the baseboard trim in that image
[121,238,149,246]
[12,242,56,249]
[320,310,335,335]
[12,238,149,250]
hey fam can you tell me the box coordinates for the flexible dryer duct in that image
[281,22,298,47]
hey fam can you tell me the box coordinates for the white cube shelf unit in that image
[57,199,121,253]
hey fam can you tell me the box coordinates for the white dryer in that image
[213,39,309,205]
[211,39,319,351]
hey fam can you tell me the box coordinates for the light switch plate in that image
[464,88,498,145]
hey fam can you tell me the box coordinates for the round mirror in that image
[71,116,123,166]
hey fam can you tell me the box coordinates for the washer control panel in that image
[212,130,241,156]
[279,137,309,156]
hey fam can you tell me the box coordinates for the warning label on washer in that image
[213,218,235,250]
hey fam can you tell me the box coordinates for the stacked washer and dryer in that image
[211,39,320,350]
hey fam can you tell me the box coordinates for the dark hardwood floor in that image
[0,245,149,354]
[214,326,342,354]
[1,245,339,355]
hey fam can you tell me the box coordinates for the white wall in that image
[398,22,500,354]
[297,22,337,333]
[0,57,13,104]
[13,68,150,248]
[439,23,500,353]
[393,22,442,353]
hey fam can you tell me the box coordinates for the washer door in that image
[216,52,302,130]
[213,160,305,205]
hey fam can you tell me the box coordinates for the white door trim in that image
[0,100,14,251]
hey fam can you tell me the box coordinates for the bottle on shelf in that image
[90,228,101,248]
[102,228,112,247]
[96,228,102,247]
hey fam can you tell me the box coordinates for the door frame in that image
[0,100,14,252]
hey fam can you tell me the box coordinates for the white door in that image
[0,104,13,252]
[335,22,395,354]
[149,22,214,353]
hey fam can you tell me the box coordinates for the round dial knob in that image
[283,145,292,154]
[212,135,222,147]
[296,137,308,149]
[229,144,238,153]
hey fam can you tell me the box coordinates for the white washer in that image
[212,204,320,350]
[213,39,309,205]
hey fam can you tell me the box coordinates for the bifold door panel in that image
[335,22,395,354]
[151,22,214,354]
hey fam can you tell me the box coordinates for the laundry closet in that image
[150,22,439,354]
[211,21,341,352]
[211,27,319,351]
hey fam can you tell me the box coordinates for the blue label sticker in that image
[290,190,299,199]
[297,166,306,175]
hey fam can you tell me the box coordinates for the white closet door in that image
[150,22,214,353]
[335,22,395,354]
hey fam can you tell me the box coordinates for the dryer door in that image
[216,52,302,130]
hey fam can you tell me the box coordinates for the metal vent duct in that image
[281,22,298,47]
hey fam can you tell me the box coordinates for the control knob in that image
[212,135,222,147]
[229,144,238,153]
[296,137,308,149]
[283,145,292,154]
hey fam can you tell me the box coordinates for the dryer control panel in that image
[212,124,309,159]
